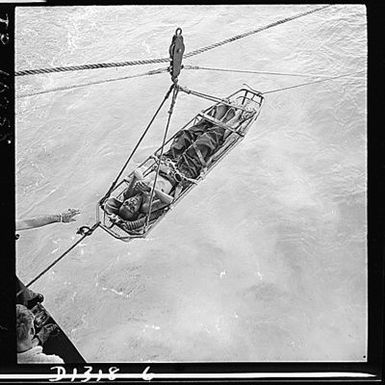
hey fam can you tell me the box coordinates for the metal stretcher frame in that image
[96,88,264,242]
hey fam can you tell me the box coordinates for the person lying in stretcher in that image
[104,103,252,221]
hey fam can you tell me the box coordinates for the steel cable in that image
[17,67,168,99]
[184,64,366,80]
[100,84,175,203]
[261,70,366,95]
[145,85,179,229]
[16,222,100,294]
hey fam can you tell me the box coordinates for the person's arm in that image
[139,187,174,213]
[16,209,80,231]
[153,188,174,205]
[136,181,174,205]
[122,169,143,200]
[141,198,169,213]
[16,215,60,231]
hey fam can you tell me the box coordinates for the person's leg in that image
[163,121,212,160]
[211,104,229,120]
[177,126,226,178]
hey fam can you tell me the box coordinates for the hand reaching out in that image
[60,208,80,223]
[16,209,81,231]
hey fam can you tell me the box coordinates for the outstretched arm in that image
[16,209,80,231]
[16,215,61,230]
[122,169,144,200]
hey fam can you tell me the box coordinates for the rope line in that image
[17,67,168,99]
[15,5,331,77]
[17,222,100,293]
[262,70,366,95]
[16,57,170,77]
[184,64,366,80]
[145,85,178,228]
[100,84,175,203]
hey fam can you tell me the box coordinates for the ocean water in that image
[15,5,367,362]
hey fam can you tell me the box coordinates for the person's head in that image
[118,194,143,221]
[16,304,35,351]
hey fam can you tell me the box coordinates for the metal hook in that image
[76,226,91,236]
